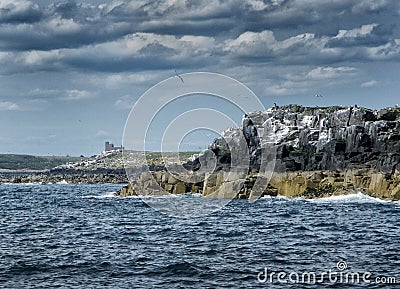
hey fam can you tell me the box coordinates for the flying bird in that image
[315,93,323,98]
[175,70,184,83]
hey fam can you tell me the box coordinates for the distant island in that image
[0,147,195,184]
[117,105,400,201]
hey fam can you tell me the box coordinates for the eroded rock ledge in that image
[116,169,400,201]
[116,105,400,200]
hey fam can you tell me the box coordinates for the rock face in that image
[117,105,400,200]
[206,104,400,173]
[115,171,203,197]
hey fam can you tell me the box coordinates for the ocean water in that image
[0,184,399,288]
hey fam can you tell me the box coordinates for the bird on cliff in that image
[175,70,184,83]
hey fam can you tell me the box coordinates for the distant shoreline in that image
[0,150,196,185]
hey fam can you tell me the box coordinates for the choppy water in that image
[0,184,399,288]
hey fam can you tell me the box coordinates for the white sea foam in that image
[82,191,117,199]
[132,193,202,199]
[260,192,392,203]
[56,180,69,185]
[82,192,194,199]
[307,192,391,203]
[188,193,202,198]
[260,195,305,202]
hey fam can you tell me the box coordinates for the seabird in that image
[175,70,184,83]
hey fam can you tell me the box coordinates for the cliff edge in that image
[117,105,400,200]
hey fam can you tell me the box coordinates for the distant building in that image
[105,141,123,152]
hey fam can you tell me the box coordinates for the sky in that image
[0,0,400,156]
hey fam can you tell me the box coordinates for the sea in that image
[0,183,399,288]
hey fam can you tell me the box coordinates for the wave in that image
[82,191,397,203]
[260,195,304,202]
[260,192,393,203]
[82,191,117,199]
[56,180,69,185]
[136,193,203,199]
[307,192,391,203]
[82,192,177,199]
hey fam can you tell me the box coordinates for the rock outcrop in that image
[117,105,400,200]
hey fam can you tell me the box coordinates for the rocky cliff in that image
[116,105,400,200]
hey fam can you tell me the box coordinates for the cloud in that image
[326,23,392,48]
[262,80,308,96]
[224,29,334,64]
[0,0,230,52]
[306,66,358,80]
[0,0,397,54]
[27,88,60,98]
[0,32,217,74]
[0,0,42,24]
[60,90,96,101]
[114,95,135,110]
[0,1,399,77]
[0,100,20,110]
[99,71,165,89]
[351,0,392,14]
[224,24,400,65]
[95,130,108,137]
[361,80,378,88]
[26,88,96,101]
[0,1,132,51]
[365,39,400,60]
[336,24,378,39]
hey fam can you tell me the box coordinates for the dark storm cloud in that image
[0,0,43,24]
[0,20,133,51]
[0,0,234,51]
[0,31,216,74]
[1,0,400,50]
[0,0,400,75]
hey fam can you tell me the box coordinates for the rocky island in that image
[117,105,400,201]
[0,150,196,184]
